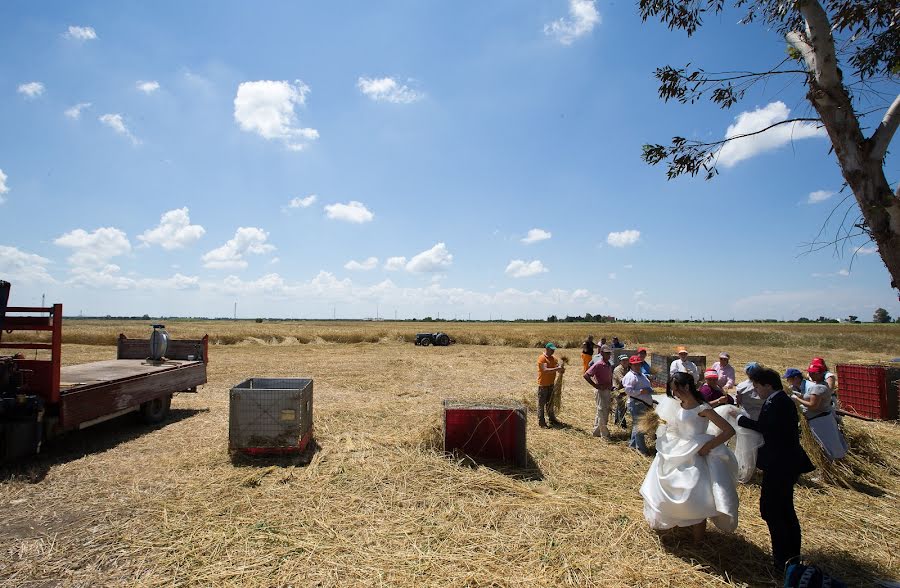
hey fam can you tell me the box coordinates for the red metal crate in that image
[443,400,527,466]
[836,364,900,420]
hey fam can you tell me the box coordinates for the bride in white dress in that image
[640,372,741,541]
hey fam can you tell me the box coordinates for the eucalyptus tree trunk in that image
[788,0,900,288]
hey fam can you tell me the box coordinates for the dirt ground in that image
[2,337,899,587]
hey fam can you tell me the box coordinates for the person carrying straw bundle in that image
[536,343,565,428]
[788,364,848,460]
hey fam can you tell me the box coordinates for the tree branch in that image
[686,117,821,148]
[869,92,900,162]
[795,0,840,89]
[786,30,818,75]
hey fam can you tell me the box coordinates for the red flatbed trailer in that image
[0,280,208,461]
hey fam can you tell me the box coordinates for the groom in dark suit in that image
[737,367,814,572]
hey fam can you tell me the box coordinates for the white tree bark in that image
[870,93,900,163]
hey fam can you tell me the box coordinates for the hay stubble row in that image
[1,322,899,587]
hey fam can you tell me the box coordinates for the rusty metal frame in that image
[0,299,62,404]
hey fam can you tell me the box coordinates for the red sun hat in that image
[807,362,826,373]
[629,355,643,365]
[704,369,718,379]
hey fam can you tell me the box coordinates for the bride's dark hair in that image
[666,372,705,404]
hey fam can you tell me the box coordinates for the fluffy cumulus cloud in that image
[521,228,552,244]
[202,227,275,270]
[0,245,55,283]
[54,227,132,268]
[138,208,206,250]
[855,245,877,255]
[324,201,374,223]
[545,0,600,45]
[99,113,140,145]
[606,229,640,248]
[233,80,319,151]
[406,243,453,273]
[717,101,826,167]
[807,190,834,204]
[384,256,407,271]
[344,257,379,271]
[17,82,44,99]
[64,102,91,119]
[136,80,160,94]
[357,77,423,104]
[287,194,317,209]
[505,259,548,278]
[0,168,8,203]
[64,26,97,41]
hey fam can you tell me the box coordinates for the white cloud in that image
[287,194,317,209]
[55,227,132,268]
[63,26,97,41]
[855,246,877,255]
[407,243,453,273]
[233,80,319,151]
[138,208,206,250]
[0,245,55,283]
[717,101,826,167]
[807,190,834,204]
[521,228,552,244]
[357,77,423,104]
[99,113,140,145]
[811,268,850,278]
[384,256,407,271]
[17,82,44,99]
[608,272,617,280]
[0,168,8,204]
[64,102,92,119]
[136,80,160,94]
[607,229,641,248]
[344,257,379,271]
[624,264,633,269]
[202,227,275,270]
[324,201,374,223]
[544,0,600,45]
[505,259,548,278]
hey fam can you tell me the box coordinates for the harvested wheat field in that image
[2,321,900,587]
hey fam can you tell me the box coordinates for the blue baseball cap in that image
[744,362,760,375]
[783,368,802,379]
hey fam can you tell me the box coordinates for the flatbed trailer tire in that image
[140,394,172,424]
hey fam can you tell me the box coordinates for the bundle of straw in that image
[549,355,570,416]
[798,415,891,490]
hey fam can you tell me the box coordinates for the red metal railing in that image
[0,302,63,404]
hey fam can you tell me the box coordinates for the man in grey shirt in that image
[735,362,765,420]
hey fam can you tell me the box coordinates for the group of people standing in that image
[537,337,848,574]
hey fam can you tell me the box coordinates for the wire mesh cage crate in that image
[836,364,900,420]
[442,399,527,467]
[229,378,313,455]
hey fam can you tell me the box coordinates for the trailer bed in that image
[58,358,206,429]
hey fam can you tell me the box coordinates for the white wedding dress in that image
[640,396,740,532]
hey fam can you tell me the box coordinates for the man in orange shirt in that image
[537,343,565,428]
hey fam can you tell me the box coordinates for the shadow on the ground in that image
[1,407,208,484]
[229,439,321,468]
[660,525,884,587]
[452,450,544,482]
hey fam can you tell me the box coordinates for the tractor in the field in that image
[414,332,453,346]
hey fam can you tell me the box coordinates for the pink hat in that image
[704,369,718,379]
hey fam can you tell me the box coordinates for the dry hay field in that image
[2,320,900,587]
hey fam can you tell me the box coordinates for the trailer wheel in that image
[140,395,171,424]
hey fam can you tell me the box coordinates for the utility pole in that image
[332,306,336,320]
[234,302,237,320]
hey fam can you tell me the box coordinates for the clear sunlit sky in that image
[1,1,898,320]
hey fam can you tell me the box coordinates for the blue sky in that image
[1,0,898,320]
